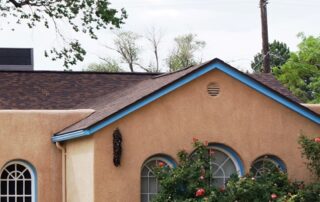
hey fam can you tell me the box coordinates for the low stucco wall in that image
[92,70,320,202]
[0,109,93,202]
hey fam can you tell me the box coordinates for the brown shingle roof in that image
[0,71,156,109]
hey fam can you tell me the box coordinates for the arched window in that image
[209,144,244,188]
[0,161,37,202]
[250,155,286,177]
[141,156,175,202]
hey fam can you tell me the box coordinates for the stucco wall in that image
[92,70,320,202]
[0,110,93,202]
[66,136,94,202]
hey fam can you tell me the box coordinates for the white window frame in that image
[0,160,37,202]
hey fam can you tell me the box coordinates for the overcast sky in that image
[0,0,319,72]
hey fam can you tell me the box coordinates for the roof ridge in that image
[0,70,160,75]
[153,59,214,79]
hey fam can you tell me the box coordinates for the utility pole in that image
[260,0,270,73]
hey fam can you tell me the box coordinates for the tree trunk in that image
[260,0,270,73]
[129,63,134,72]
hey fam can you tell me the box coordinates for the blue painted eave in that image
[52,59,320,142]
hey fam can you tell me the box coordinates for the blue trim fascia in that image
[53,60,320,142]
[51,130,90,142]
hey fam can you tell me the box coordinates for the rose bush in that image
[150,136,320,202]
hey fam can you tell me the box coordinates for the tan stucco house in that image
[0,58,319,202]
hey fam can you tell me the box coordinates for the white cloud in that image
[1,0,320,71]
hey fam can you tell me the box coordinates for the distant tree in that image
[273,33,320,103]
[166,34,206,72]
[251,40,290,72]
[105,31,162,72]
[0,0,127,69]
[105,31,142,72]
[85,58,123,72]
[145,26,164,72]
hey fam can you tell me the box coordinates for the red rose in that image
[193,137,199,143]
[195,188,205,197]
[204,141,209,146]
[271,193,277,199]
[158,161,165,167]
[314,137,320,143]
[219,187,225,192]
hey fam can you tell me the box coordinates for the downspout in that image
[56,142,66,202]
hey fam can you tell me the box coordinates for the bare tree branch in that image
[145,26,164,72]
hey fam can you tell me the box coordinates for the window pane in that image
[16,165,25,173]
[223,160,237,177]
[17,197,23,202]
[24,171,31,179]
[25,197,31,202]
[141,194,148,202]
[25,181,31,195]
[212,151,228,165]
[141,167,150,177]
[1,171,8,179]
[0,197,7,202]
[141,178,148,193]
[149,177,157,193]
[9,181,15,195]
[17,180,23,195]
[1,181,7,195]
[6,166,14,174]
[8,197,14,202]
[214,168,224,177]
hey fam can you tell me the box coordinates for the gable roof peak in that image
[53,58,319,142]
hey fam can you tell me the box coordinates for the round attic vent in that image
[207,83,220,96]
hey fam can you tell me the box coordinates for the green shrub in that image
[152,139,212,202]
[150,136,320,202]
[298,135,320,180]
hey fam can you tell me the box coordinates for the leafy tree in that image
[0,0,127,69]
[166,34,206,72]
[273,34,320,103]
[85,58,123,72]
[251,40,290,72]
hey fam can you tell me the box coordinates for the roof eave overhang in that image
[52,59,320,142]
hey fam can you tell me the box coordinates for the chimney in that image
[0,48,34,71]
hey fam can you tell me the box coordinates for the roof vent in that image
[0,48,33,71]
[207,83,220,96]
